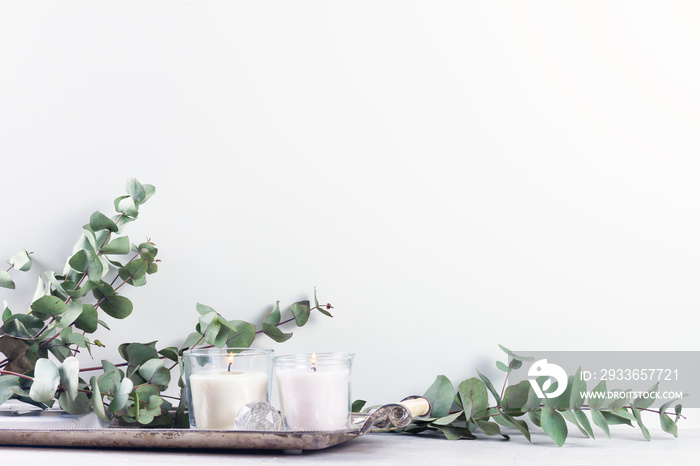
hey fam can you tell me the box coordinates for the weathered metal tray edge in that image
[0,426,364,451]
[0,402,421,451]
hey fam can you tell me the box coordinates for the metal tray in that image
[0,402,421,451]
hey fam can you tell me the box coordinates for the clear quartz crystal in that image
[234,401,283,431]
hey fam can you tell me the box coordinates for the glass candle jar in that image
[183,348,273,430]
[274,352,354,431]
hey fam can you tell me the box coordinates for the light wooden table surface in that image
[1,427,698,465]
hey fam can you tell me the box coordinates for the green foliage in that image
[0,178,334,427]
[365,345,685,445]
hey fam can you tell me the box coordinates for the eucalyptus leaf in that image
[109,378,134,413]
[142,184,156,203]
[68,249,88,272]
[499,413,531,442]
[94,289,133,319]
[434,424,476,440]
[351,399,366,412]
[86,251,104,282]
[115,195,139,217]
[58,356,80,400]
[474,419,504,437]
[431,410,464,426]
[660,412,678,437]
[119,342,159,366]
[291,301,310,327]
[631,382,659,411]
[602,411,633,427]
[574,409,595,438]
[101,236,130,255]
[57,302,83,328]
[475,369,502,406]
[126,178,146,203]
[119,259,148,283]
[59,390,91,415]
[224,320,256,348]
[90,376,109,422]
[90,211,119,233]
[501,380,530,414]
[139,359,171,390]
[263,301,281,326]
[458,378,488,419]
[0,270,14,289]
[588,380,607,411]
[3,314,44,338]
[30,295,67,319]
[182,331,204,349]
[570,368,586,410]
[29,359,60,403]
[262,323,293,342]
[0,375,20,406]
[423,375,455,418]
[497,344,534,362]
[8,249,32,271]
[540,406,568,447]
[496,360,509,372]
[562,409,590,438]
[591,408,611,438]
[45,271,69,300]
[74,305,99,333]
[31,276,47,303]
[2,302,10,322]
[158,347,180,362]
[631,407,651,441]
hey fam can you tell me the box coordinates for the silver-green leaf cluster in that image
[0,179,333,428]
[367,345,684,445]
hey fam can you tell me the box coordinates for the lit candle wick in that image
[311,352,317,372]
[227,352,234,372]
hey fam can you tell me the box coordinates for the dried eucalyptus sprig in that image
[356,345,685,445]
[0,179,332,428]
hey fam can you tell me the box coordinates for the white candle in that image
[189,370,268,430]
[277,369,350,430]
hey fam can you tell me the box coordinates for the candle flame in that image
[311,352,317,372]
[227,352,234,371]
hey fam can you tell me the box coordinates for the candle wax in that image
[277,369,350,431]
[189,370,268,430]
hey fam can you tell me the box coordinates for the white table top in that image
[1,427,698,465]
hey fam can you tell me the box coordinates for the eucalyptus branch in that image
[371,345,687,445]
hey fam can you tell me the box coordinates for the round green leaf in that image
[58,357,80,400]
[0,270,16,290]
[3,314,44,337]
[138,360,170,390]
[424,375,455,418]
[59,390,91,415]
[74,305,98,333]
[94,290,133,319]
[31,295,67,319]
[101,236,130,255]
[458,378,488,419]
[126,178,146,203]
[68,249,88,272]
[90,211,119,233]
[0,375,20,406]
[291,301,310,327]
[8,249,32,271]
[109,377,134,413]
[29,359,60,403]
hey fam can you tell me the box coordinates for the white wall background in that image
[2,0,699,416]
